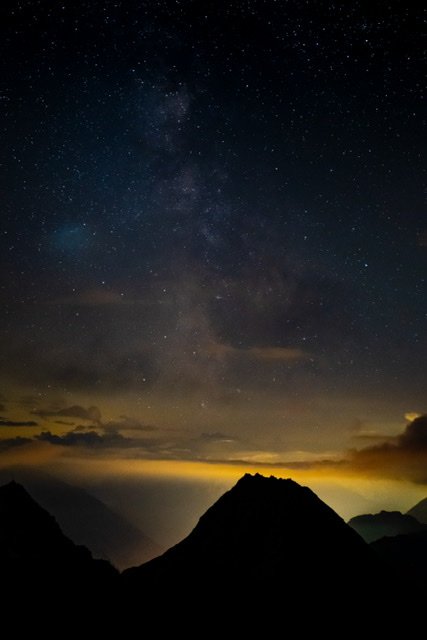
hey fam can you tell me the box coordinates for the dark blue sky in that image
[0,1,425,461]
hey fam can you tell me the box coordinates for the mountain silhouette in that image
[0,467,161,569]
[348,510,426,543]
[407,497,427,524]
[0,481,117,588]
[123,473,394,617]
[1,473,409,630]
[372,531,427,592]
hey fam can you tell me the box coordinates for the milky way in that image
[0,2,425,466]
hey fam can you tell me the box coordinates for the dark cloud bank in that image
[350,415,427,483]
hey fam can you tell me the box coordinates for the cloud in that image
[103,416,157,432]
[18,396,42,409]
[0,393,7,411]
[14,420,249,461]
[404,412,422,424]
[351,431,394,442]
[0,261,337,398]
[0,336,157,393]
[0,419,38,427]
[35,430,137,449]
[199,432,239,443]
[397,415,427,448]
[0,436,33,452]
[206,341,309,363]
[32,405,102,424]
[349,415,427,483]
[245,346,309,361]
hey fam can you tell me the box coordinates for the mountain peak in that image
[1,479,29,494]
[0,479,62,529]
[236,472,299,486]
[123,472,377,598]
[0,478,79,556]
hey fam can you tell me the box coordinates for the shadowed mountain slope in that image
[0,481,117,586]
[372,531,427,591]
[407,497,427,525]
[0,467,161,569]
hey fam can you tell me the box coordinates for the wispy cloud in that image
[0,436,33,452]
[245,346,309,361]
[31,405,102,424]
[35,430,138,449]
[0,419,38,427]
[206,341,309,362]
[103,416,157,432]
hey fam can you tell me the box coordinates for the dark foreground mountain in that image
[348,510,426,543]
[0,480,121,630]
[0,467,161,569]
[1,474,416,631]
[123,473,400,621]
[372,531,427,591]
[0,481,117,588]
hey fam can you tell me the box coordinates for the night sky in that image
[0,2,425,539]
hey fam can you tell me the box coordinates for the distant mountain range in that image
[347,502,427,593]
[348,510,426,543]
[0,467,161,569]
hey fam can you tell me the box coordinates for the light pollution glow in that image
[2,433,427,547]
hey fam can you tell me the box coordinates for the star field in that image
[0,1,425,464]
